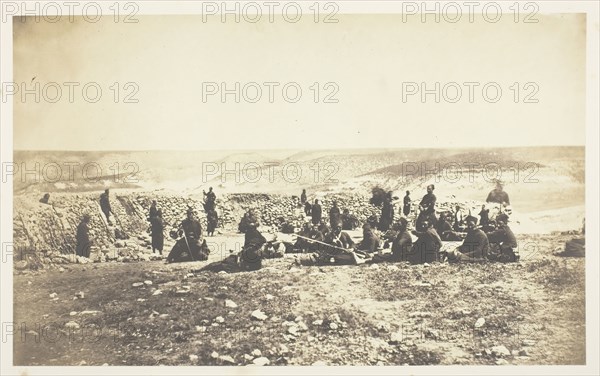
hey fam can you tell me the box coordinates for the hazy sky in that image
[13,13,586,150]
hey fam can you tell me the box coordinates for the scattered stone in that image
[329,322,339,330]
[297,322,308,332]
[495,359,509,365]
[521,339,536,346]
[65,321,80,330]
[225,300,238,308]
[204,297,214,301]
[132,282,143,287]
[137,298,146,302]
[144,280,153,286]
[152,290,163,296]
[279,344,289,354]
[75,291,85,299]
[79,360,87,366]
[243,354,253,361]
[49,293,57,299]
[251,349,262,357]
[312,319,323,326]
[210,351,219,359]
[252,357,270,366]
[69,311,78,316]
[491,345,511,358]
[287,326,299,336]
[215,316,225,323]
[219,355,235,364]
[474,317,485,328]
[195,326,206,332]
[409,311,432,318]
[251,310,268,321]
[389,331,403,344]
[189,354,198,362]
[265,294,274,300]
[176,289,190,295]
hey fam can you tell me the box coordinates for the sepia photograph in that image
[1,1,598,375]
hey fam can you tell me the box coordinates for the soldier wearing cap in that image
[240,221,267,271]
[416,185,437,229]
[410,219,443,264]
[445,216,489,263]
[76,214,92,258]
[167,208,208,263]
[357,223,381,253]
[487,213,519,262]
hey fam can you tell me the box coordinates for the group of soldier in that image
[293,181,517,266]
[74,187,219,263]
[74,179,516,267]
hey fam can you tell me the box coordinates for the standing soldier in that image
[99,188,113,225]
[203,187,217,213]
[416,185,437,229]
[329,201,341,228]
[312,199,322,225]
[76,214,92,258]
[149,200,158,222]
[207,209,219,237]
[403,191,411,217]
[301,189,307,204]
[479,205,490,228]
[150,209,165,256]
[380,192,394,231]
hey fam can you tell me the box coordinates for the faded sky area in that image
[13,13,586,150]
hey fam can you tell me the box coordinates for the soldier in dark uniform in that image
[391,217,413,262]
[403,191,411,217]
[203,187,217,212]
[379,192,394,231]
[487,213,519,262]
[479,205,490,228]
[207,209,219,237]
[486,181,510,205]
[317,226,357,265]
[76,214,92,258]
[357,224,381,253]
[150,209,165,255]
[301,189,307,204]
[312,199,322,225]
[149,200,158,222]
[304,201,312,216]
[99,188,113,225]
[445,216,489,263]
[329,201,341,228]
[167,208,209,263]
[410,220,443,264]
[240,222,267,271]
[416,185,437,229]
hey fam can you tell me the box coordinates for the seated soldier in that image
[409,220,443,264]
[318,220,331,239]
[357,224,381,253]
[316,226,357,265]
[239,221,267,271]
[487,213,519,262]
[372,217,412,263]
[167,208,210,263]
[445,216,489,263]
[436,215,462,241]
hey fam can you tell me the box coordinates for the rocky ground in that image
[13,232,585,366]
